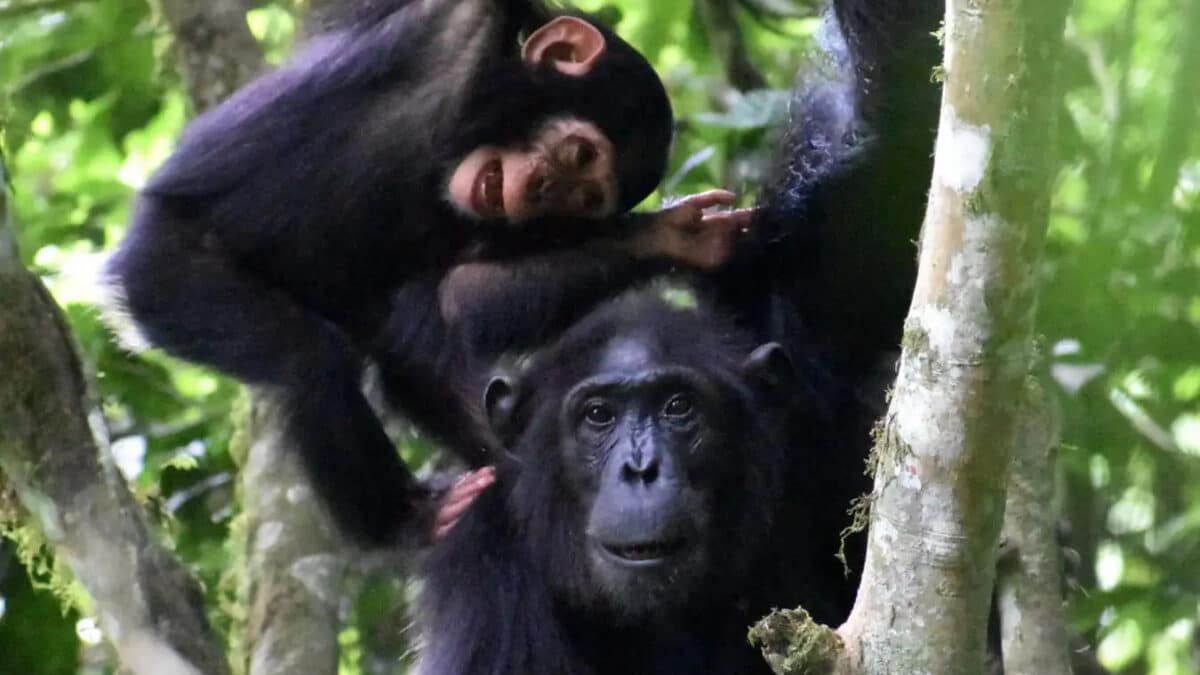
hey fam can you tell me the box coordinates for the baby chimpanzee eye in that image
[575,139,597,168]
[663,394,694,418]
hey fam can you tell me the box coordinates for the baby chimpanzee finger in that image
[433,467,497,540]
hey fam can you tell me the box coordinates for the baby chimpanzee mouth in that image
[601,539,687,563]
[471,158,505,218]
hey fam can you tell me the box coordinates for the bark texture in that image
[233,396,345,675]
[0,168,229,675]
[995,384,1072,674]
[834,1,1071,672]
[157,0,265,112]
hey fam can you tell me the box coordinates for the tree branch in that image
[157,0,265,112]
[995,383,1072,673]
[0,165,229,675]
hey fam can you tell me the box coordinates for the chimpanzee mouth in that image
[599,539,688,565]
[471,158,505,218]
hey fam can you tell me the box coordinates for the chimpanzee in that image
[417,0,941,671]
[422,290,818,674]
[103,0,751,546]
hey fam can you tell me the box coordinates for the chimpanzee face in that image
[446,118,617,221]
[482,305,795,620]
[551,338,734,615]
[444,16,625,222]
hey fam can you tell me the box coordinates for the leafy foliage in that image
[1,0,1198,673]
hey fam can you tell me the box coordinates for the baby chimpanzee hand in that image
[643,189,756,269]
[433,467,497,541]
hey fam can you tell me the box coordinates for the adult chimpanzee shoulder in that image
[103,0,750,547]
[418,0,941,672]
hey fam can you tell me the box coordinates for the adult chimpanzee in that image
[104,0,749,546]
[423,290,812,674]
[417,0,941,671]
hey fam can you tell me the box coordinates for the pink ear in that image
[521,16,606,77]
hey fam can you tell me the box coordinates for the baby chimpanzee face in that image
[446,118,617,222]
[444,16,632,223]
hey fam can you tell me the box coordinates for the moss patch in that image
[748,607,842,675]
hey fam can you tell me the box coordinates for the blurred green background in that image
[1,0,1198,673]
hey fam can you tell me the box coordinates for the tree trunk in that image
[754,1,1072,672]
[157,0,265,112]
[0,165,229,675]
[841,1,1071,671]
[231,396,345,675]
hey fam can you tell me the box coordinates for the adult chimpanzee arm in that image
[731,0,941,379]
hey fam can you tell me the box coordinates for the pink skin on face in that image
[445,119,616,222]
[447,148,542,220]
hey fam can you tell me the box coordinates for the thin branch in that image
[996,384,1073,673]
[1101,0,1140,211]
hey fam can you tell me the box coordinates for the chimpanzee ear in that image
[483,376,519,432]
[742,343,795,392]
[521,16,606,76]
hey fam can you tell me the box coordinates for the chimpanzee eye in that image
[583,401,616,427]
[575,140,597,168]
[663,394,694,419]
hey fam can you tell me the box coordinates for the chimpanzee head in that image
[446,15,673,223]
[483,287,797,620]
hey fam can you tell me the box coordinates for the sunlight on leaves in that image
[1096,540,1124,591]
[1099,616,1145,671]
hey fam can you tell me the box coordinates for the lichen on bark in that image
[749,607,843,675]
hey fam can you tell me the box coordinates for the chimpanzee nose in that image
[620,448,660,485]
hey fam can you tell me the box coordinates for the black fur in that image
[418,0,941,672]
[423,293,810,675]
[104,0,678,546]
